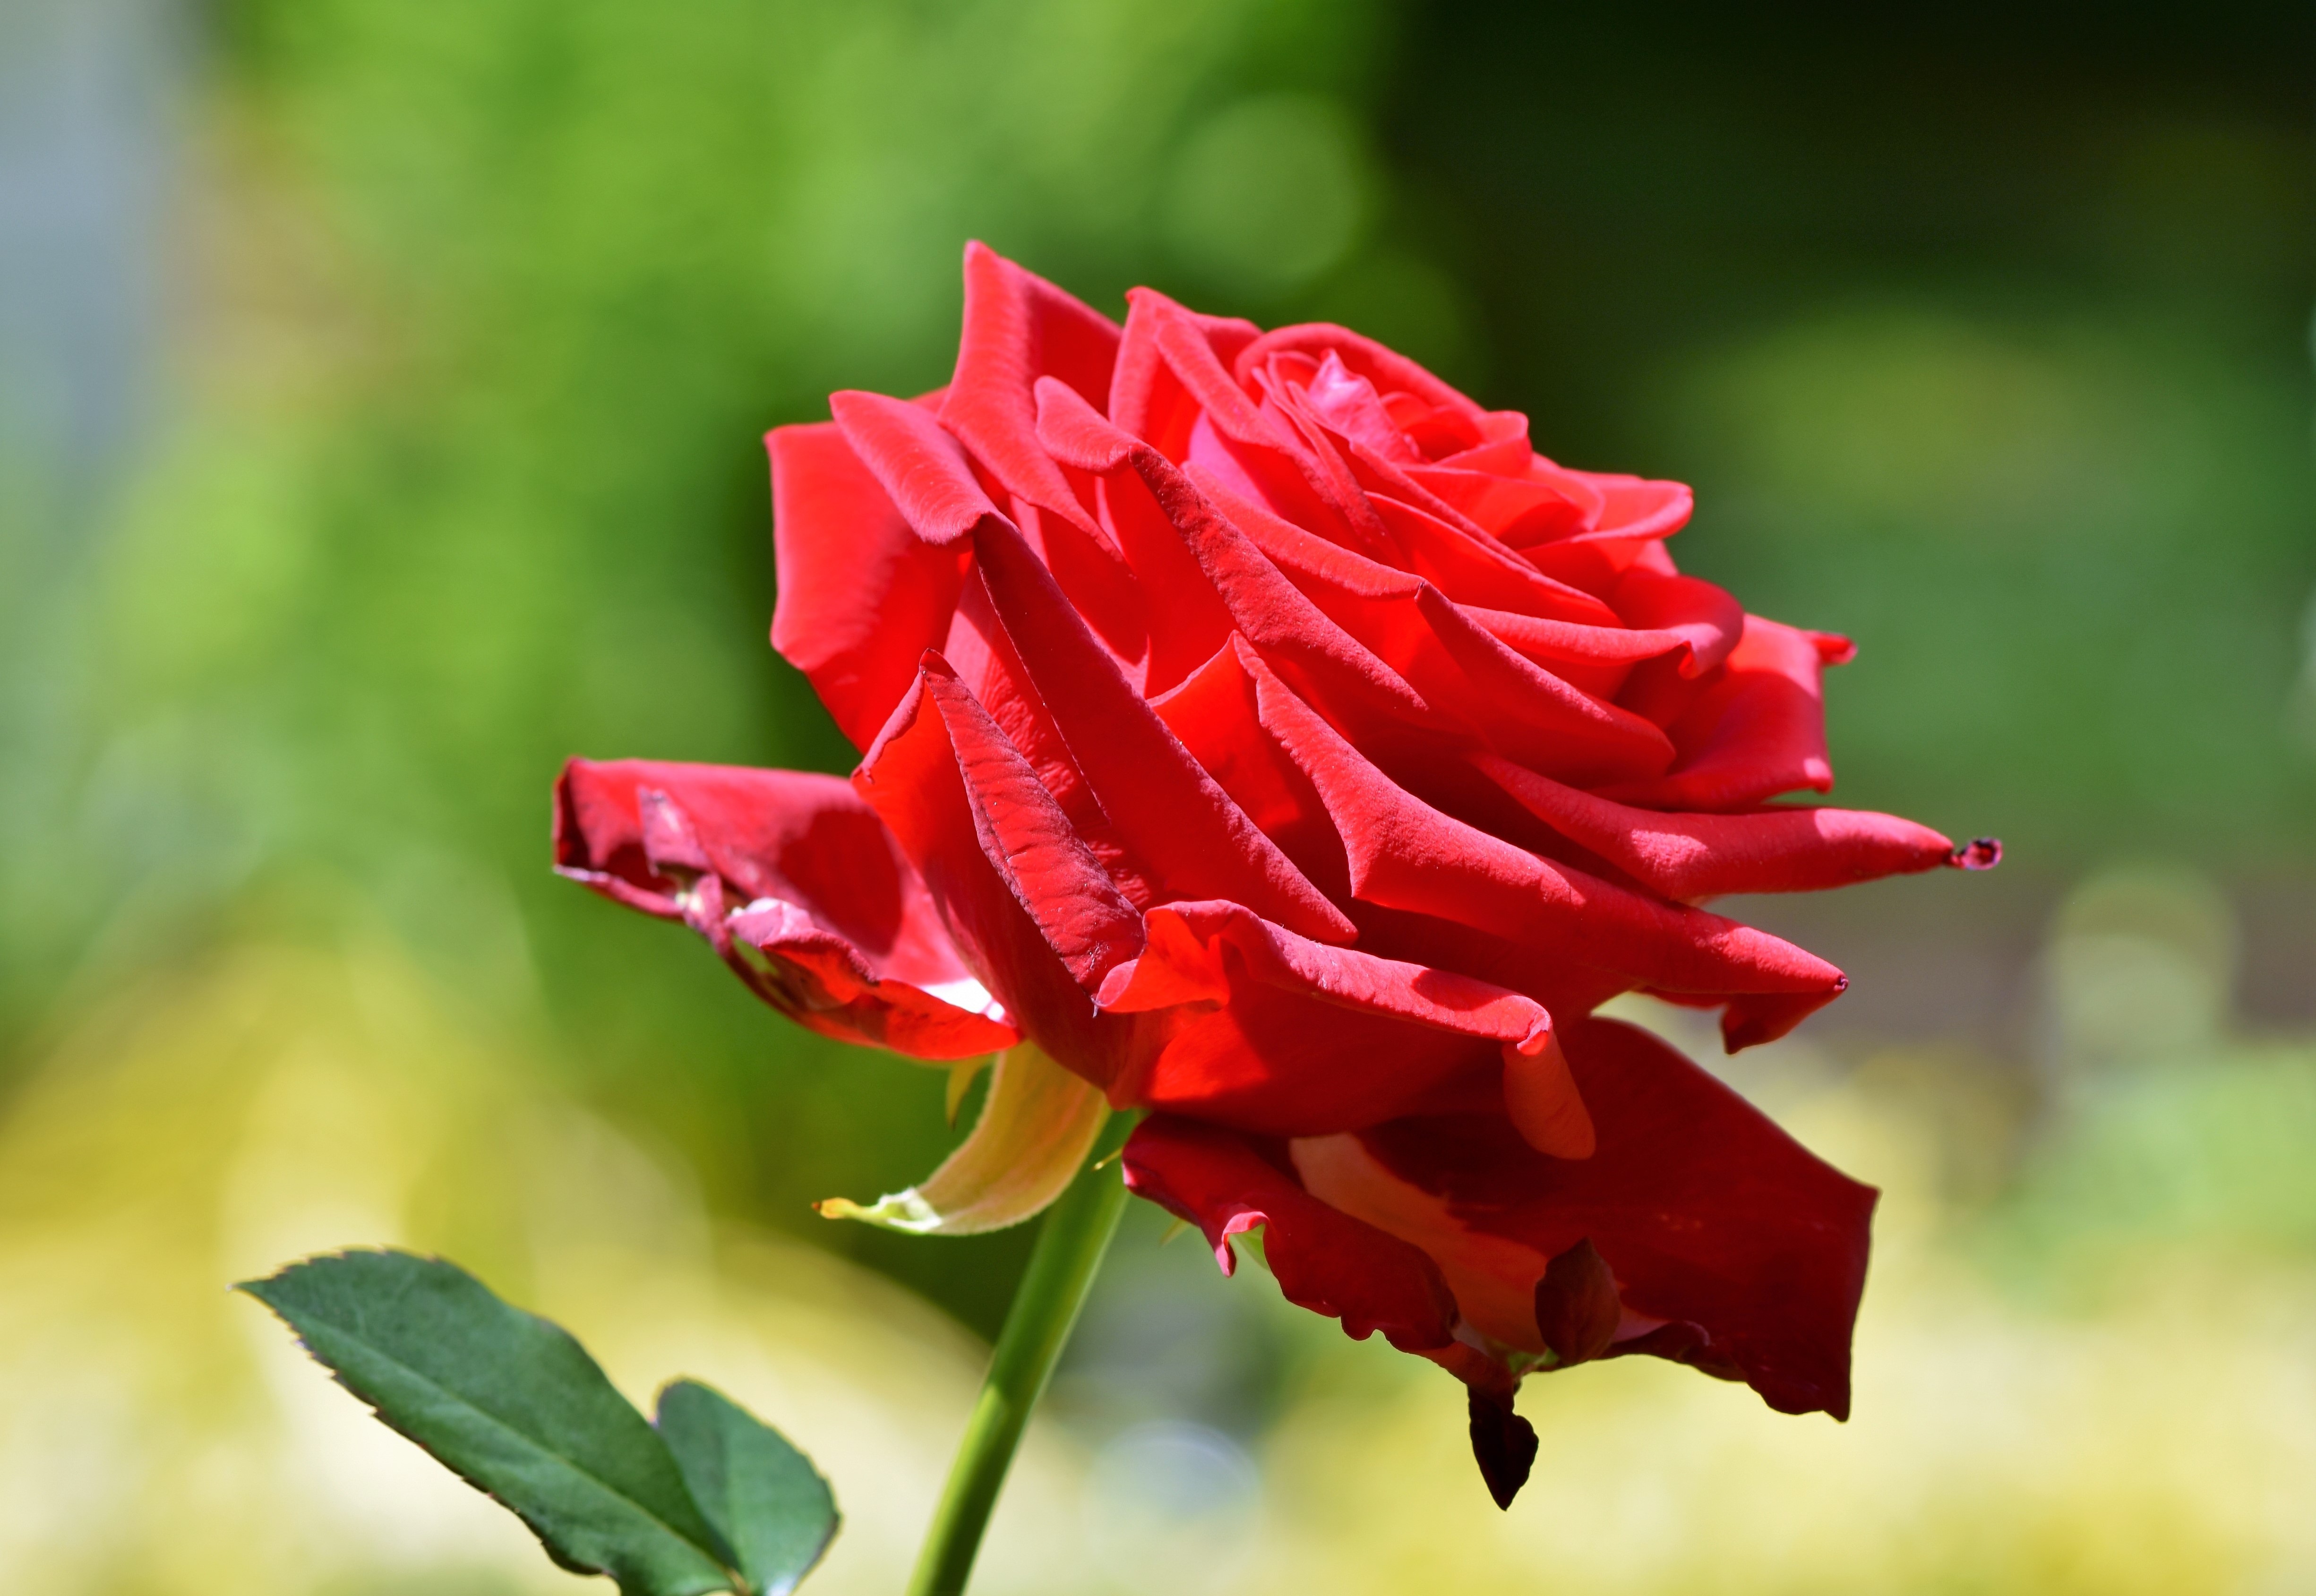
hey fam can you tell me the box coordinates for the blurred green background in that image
[2,1,2311,1592]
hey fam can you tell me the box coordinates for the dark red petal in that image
[971,513,1356,944]
[1558,470,1695,545]
[554,757,1013,1058]
[1335,1014,1879,1419]
[938,572,1164,909]
[936,245,1149,663]
[1411,583,1676,784]
[1404,462,1596,545]
[1475,753,1962,900]
[1098,899,1548,1046]
[1189,477,1668,783]
[1120,1115,1460,1351]
[1461,606,1694,682]
[1148,639,1355,898]
[1030,373,1233,694]
[767,422,969,750]
[1533,1238,1621,1365]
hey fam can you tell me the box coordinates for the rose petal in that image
[828,386,1006,545]
[1368,493,1624,627]
[1089,897,1557,1135]
[555,757,1014,1058]
[767,421,969,750]
[1603,615,1844,810]
[1038,377,1441,745]
[1110,287,1261,461]
[1233,323,1485,422]
[1120,1115,1460,1351]
[1241,648,1848,1027]
[1148,638,1355,899]
[1297,1014,1877,1418]
[971,512,1356,945]
[1475,752,1962,900]
[939,240,1119,541]
[855,662,1141,1076]
[913,655,1145,992]
[1610,566,1745,679]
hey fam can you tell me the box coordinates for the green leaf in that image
[238,1250,739,1596]
[656,1380,840,1596]
[816,1041,1108,1235]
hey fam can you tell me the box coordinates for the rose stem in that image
[906,1111,1135,1596]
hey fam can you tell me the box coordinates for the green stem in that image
[906,1112,1134,1596]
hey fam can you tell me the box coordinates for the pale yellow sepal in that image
[816,1042,1108,1236]
[944,1055,986,1127]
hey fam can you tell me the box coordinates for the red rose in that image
[555,243,1995,1507]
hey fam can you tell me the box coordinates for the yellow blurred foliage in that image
[3,924,2314,1595]
[0,937,1092,1595]
[1248,1073,2316,1596]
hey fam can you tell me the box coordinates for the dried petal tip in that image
[1467,1390,1538,1511]
[1952,837,2003,871]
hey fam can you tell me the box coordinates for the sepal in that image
[818,1042,1109,1236]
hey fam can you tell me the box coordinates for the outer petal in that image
[1475,753,1967,900]
[1189,473,1670,784]
[970,513,1356,944]
[937,244,1148,659]
[554,757,1014,1058]
[1241,646,1849,1037]
[1370,493,1623,628]
[854,659,1153,1088]
[1148,637,1358,901]
[1093,898,1558,1135]
[829,387,1002,547]
[1607,566,1744,679]
[1293,1014,1877,1418]
[1605,616,1849,811]
[1120,1115,1460,1352]
[768,421,969,750]
[871,654,1144,995]
[938,240,1120,537]
[1110,287,1261,461]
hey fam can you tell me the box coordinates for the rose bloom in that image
[556,245,1995,1506]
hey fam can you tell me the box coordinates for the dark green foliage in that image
[239,1250,839,1596]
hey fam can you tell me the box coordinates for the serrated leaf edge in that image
[237,1267,743,1596]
